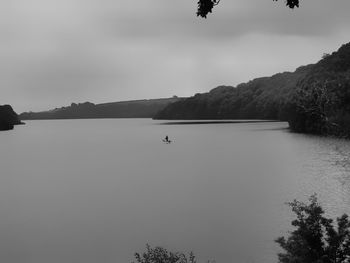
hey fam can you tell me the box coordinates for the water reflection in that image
[1,119,350,263]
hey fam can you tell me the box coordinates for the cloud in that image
[0,0,349,112]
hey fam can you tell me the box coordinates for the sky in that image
[1,0,350,113]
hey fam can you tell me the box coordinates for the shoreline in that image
[157,120,283,125]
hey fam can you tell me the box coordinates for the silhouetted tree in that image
[132,244,196,263]
[276,195,350,263]
[197,0,300,18]
[196,0,220,18]
[293,81,335,134]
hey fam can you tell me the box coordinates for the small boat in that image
[162,139,172,144]
[162,136,172,144]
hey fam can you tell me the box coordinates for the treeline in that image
[286,43,350,136]
[0,105,22,130]
[155,66,310,120]
[20,97,182,120]
[155,42,350,138]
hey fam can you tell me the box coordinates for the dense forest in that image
[20,97,182,120]
[155,42,350,137]
[0,105,22,130]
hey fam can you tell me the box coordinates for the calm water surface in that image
[1,119,350,263]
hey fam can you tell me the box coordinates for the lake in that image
[1,119,350,263]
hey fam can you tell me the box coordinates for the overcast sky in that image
[1,0,350,112]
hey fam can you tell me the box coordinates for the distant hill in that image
[154,66,311,120]
[20,97,183,120]
[155,42,350,138]
[0,105,22,130]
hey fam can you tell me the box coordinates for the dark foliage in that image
[197,0,300,18]
[154,67,311,120]
[132,244,196,263]
[0,105,21,131]
[196,0,220,18]
[288,43,350,137]
[154,42,350,138]
[274,0,300,9]
[276,195,350,263]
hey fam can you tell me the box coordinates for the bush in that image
[276,195,350,263]
[132,244,196,263]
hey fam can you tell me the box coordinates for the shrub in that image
[276,195,350,263]
[132,244,196,263]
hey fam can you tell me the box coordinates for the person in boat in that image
[164,135,170,143]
